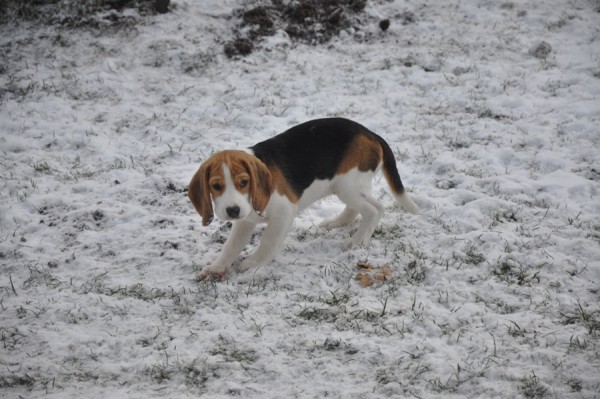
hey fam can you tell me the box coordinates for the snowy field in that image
[1,0,599,397]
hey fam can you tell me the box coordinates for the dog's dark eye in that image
[239,179,248,188]
[211,183,222,191]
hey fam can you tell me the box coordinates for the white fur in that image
[198,163,416,279]
[213,164,252,222]
[395,191,420,215]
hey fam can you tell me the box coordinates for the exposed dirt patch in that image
[225,0,372,58]
[0,0,169,26]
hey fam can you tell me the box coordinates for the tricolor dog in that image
[189,118,419,280]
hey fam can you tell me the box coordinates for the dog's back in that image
[250,117,419,214]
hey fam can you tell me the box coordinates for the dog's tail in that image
[376,135,420,215]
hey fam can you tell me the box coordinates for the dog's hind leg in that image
[319,206,359,229]
[335,173,384,248]
[343,193,384,248]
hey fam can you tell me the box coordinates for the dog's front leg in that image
[239,212,294,272]
[198,220,256,280]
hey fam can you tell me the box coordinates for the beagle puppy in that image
[189,118,419,280]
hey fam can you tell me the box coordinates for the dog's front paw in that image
[238,258,260,273]
[197,264,229,281]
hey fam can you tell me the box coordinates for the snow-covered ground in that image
[1,0,599,397]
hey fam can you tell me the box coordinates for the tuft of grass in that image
[148,351,215,391]
[0,327,26,351]
[519,372,549,398]
[507,320,526,338]
[490,257,541,286]
[471,107,508,121]
[180,51,216,75]
[293,289,351,307]
[180,358,210,390]
[209,335,258,364]
[561,299,600,336]
[404,259,427,285]
[108,157,127,170]
[464,246,486,266]
[23,265,63,289]
[435,179,458,190]
[32,161,51,173]
[322,289,351,306]
[376,361,432,388]
[569,335,588,351]
[566,377,583,392]
[586,222,600,243]
[428,376,458,393]
[297,306,338,323]
[490,209,519,228]
[294,290,389,333]
[0,373,36,390]
[0,367,55,391]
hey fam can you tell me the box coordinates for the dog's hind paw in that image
[343,235,371,250]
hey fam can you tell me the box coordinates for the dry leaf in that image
[355,264,393,287]
[373,265,393,284]
[355,273,373,288]
[356,261,374,270]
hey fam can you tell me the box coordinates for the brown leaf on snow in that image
[354,263,393,287]
[355,273,373,288]
[356,261,374,270]
[375,265,393,281]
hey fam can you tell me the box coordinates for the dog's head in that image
[188,150,273,226]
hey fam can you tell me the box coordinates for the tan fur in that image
[188,162,214,226]
[188,151,273,225]
[336,133,383,175]
[269,165,300,204]
[237,152,273,213]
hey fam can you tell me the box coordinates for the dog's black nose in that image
[226,206,240,218]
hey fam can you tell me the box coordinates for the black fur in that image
[250,118,392,197]
[377,133,405,195]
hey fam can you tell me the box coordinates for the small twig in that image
[539,206,550,222]
[9,275,17,296]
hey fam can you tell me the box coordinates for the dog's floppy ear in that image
[188,163,214,226]
[245,156,272,214]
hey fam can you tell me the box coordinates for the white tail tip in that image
[397,192,420,215]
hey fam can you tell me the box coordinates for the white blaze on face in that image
[214,164,252,221]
